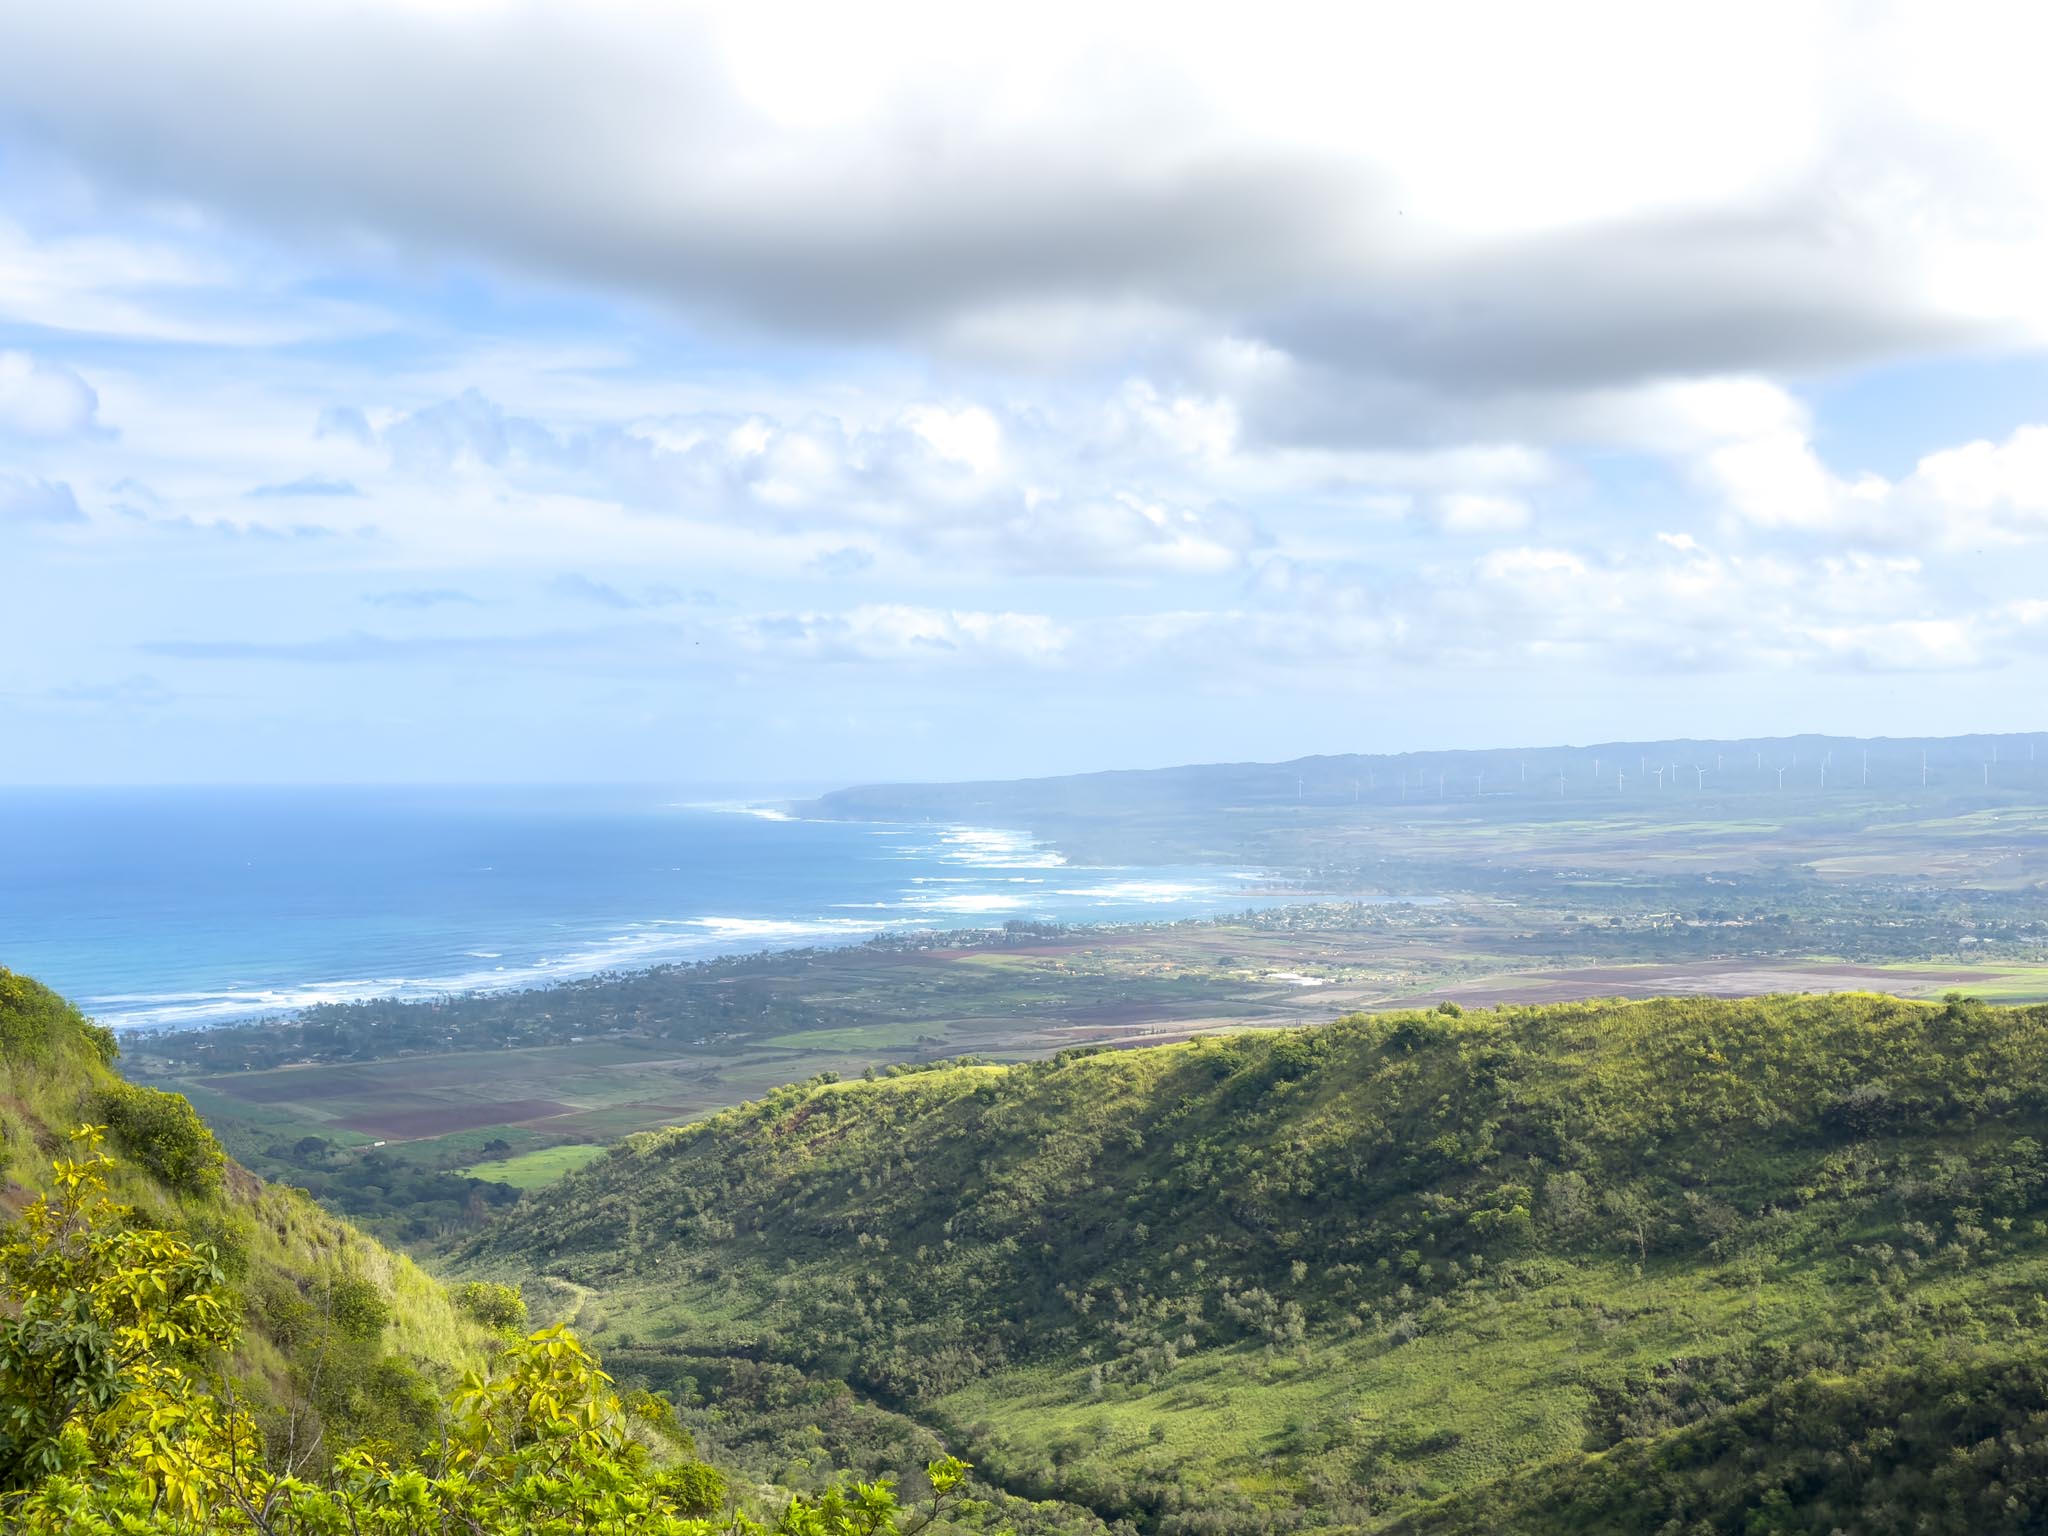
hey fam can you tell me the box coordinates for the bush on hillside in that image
[0,967,114,1068]
[327,1272,390,1340]
[0,1128,962,1535]
[454,1279,528,1330]
[96,1078,225,1194]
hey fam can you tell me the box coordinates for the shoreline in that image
[112,894,1439,1053]
[87,809,1316,1035]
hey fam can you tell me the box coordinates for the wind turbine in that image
[1558,770,1566,797]
[1652,765,1666,790]
[1861,749,1869,787]
[1922,749,1929,787]
[1776,765,1787,790]
[1695,766,1705,789]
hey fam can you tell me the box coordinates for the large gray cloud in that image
[4,2,2042,453]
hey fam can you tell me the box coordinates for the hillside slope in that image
[0,966,500,1457]
[802,734,2048,897]
[469,991,2048,1533]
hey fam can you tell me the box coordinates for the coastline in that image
[53,803,1301,1035]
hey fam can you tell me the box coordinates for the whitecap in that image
[1054,880,1213,902]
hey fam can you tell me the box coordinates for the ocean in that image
[0,786,1278,1031]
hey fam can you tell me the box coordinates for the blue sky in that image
[4,2,2048,785]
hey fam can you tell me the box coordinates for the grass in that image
[462,1142,608,1189]
[762,1022,937,1051]
[934,1255,1804,1513]
[0,968,501,1453]
[463,992,2048,1531]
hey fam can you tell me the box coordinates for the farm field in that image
[461,1142,608,1189]
[131,886,2048,1242]
[116,735,2048,1243]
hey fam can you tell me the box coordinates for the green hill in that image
[0,966,501,1458]
[0,965,1086,1536]
[466,991,2048,1533]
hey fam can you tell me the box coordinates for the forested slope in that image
[0,967,503,1456]
[469,991,2048,1533]
[0,966,1086,1535]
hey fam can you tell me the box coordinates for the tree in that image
[0,1128,972,1535]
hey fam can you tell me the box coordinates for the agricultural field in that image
[461,1142,608,1189]
[124,883,2048,1244]
[116,735,2048,1243]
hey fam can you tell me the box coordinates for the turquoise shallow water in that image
[0,785,1276,1030]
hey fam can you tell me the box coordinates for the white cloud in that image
[738,605,1070,665]
[902,405,1004,477]
[372,386,1268,577]
[1102,380,1240,463]
[0,218,386,346]
[1434,492,1530,535]
[0,351,101,437]
[1673,400,2048,547]
[0,472,84,523]
[1701,429,1857,533]
[1227,531,2016,677]
[1800,619,1982,671]
[1898,426,2048,543]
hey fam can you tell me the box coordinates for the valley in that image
[458,990,2048,1533]
[45,734,2048,1529]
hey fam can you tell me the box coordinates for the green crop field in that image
[462,1142,608,1189]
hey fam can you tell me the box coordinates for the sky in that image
[4,1,2048,786]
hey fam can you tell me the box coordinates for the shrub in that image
[96,1080,225,1194]
[655,1458,729,1514]
[454,1279,528,1330]
[0,1130,964,1533]
[328,1273,391,1340]
[0,968,113,1068]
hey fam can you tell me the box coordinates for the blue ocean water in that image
[0,786,1276,1031]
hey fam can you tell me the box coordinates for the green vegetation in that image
[0,966,1072,1536]
[118,890,2048,1253]
[467,991,2048,1533]
[0,1126,916,1533]
[465,1141,609,1189]
[454,1279,530,1330]
[96,1077,226,1193]
[0,968,503,1462]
